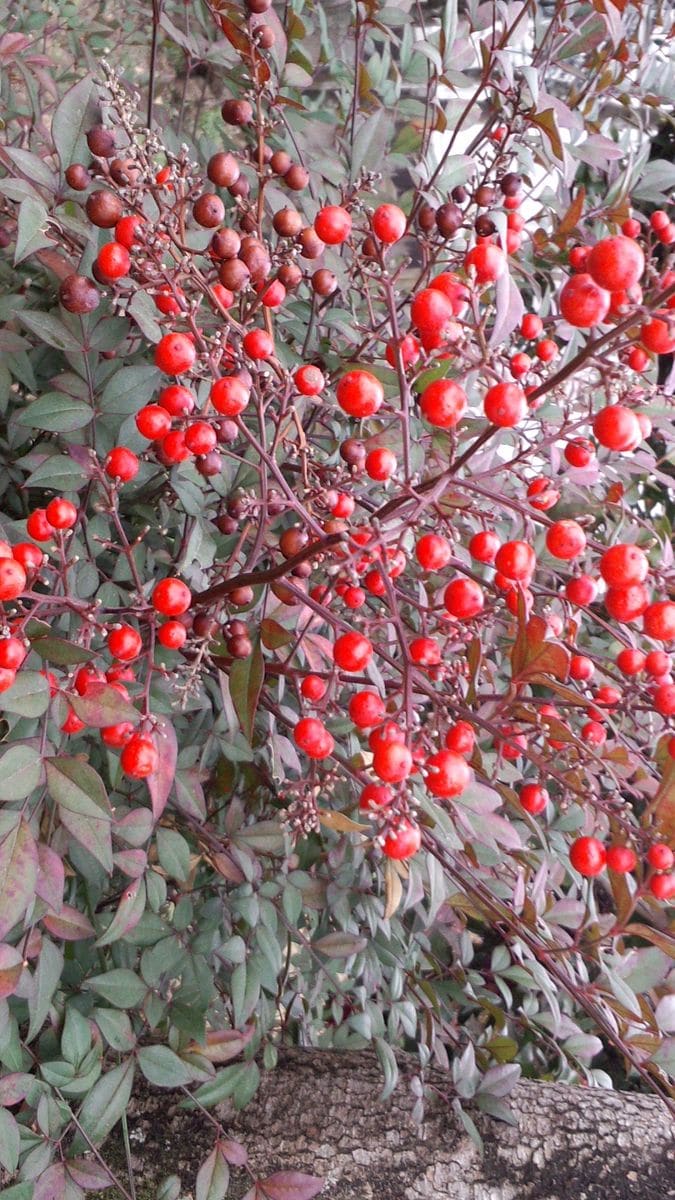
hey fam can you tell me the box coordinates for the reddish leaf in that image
[147,716,177,822]
[0,817,39,938]
[261,618,292,650]
[35,843,65,913]
[42,904,95,941]
[0,1072,35,1106]
[652,756,675,838]
[70,683,140,729]
[187,1023,255,1064]
[0,944,23,999]
[33,1163,66,1200]
[96,878,146,946]
[258,1171,324,1200]
[219,1138,248,1167]
[66,1159,117,1190]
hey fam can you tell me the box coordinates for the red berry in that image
[365,448,396,480]
[444,577,484,619]
[546,519,586,561]
[600,544,648,588]
[606,845,637,873]
[425,749,471,798]
[373,741,413,783]
[115,215,144,248]
[294,716,334,758]
[372,204,406,244]
[616,647,645,675]
[185,421,217,456]
[621,218,640,239]
[154,333,196,375]
[605,585,649,622]
[101,721,134,748]
[409,637,441,666]
[96,241,131,280]
[12,543,43,573]
[385,334,420,369]
[0,667,17,693]
[429,272,469,315]
[645,650,671,677]
[464,242,505,283]
[411,288,455,337]
[593,405,641,452]
[136,405,172,439]
[445,721,475,755]
[108,625,142,661]
[0,637,26,670]
[105,447,139,482]
[159,385,195,416]
[520,314,543,340]
[495,540,536,582]
[564,438,595,468]
[649,873,675,901]
[627,346,649,372]
[0,558,26,602]
[333,631,373,672]
[535,338,558,363]
[45,498,78,530]
[641,316,675,355]
[416,533,452,571]
[26,509,53,542]
[161,430,190,463]
[157,620,188,650]
[152,578,191,617]
[643,601,675,642]
[519,783,548,814]
[484,382,526,427]
[469,530,500,564]
[565,575,598,606]
[349,690,385,728]
[647,843,674,871]
[62,707,86,735]
[420,379,467,429]
[382,819,421,859]
[359,783,393,812]
[121,734,159,778]
[314,205,351,245]
[300,674,326,701]
[294,365,325,396]
[653,682,675,716]
[243,329,274,360]
[586,235,644,291]
[210,376,250,417]
[336,371,384,418]
[569,836,606,876]
[559,273,610,327]
[570,654,594,681]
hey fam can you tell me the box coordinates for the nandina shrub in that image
[0,0,674,1193]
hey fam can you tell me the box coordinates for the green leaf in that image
[100,366,159,414]
[156,828,190,882]
[30,637,93,666]
[229,638,264,744]
[25,455,90,492]
[14,199,51,265]
[0,1110,20,1175]
[182,1062,254,1109]
[52,77,99,172]
[138,1045,196,1088]
[351,109,392,182]
[61,1006,92,1066]
[1,671,50,718]
[0,745,44,801]
[83,969,147,1009]
[93,1008,137,1052]
[17,311,82,353]
[46,758,113,873]
[26,938,64,1042]
[0,817,39,939]
[16,394,93,433]
[95,878,146,947]
[72,1058,135,1151]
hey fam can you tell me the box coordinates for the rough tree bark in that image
[122,1050,675,1200]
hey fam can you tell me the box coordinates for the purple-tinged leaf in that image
[42,904,95,941]
[0,1072,35,1106]
[70,684,140,729]
[66,1159,116,1191]
[113,807,154,847]
[112,849,147,879]
[33,1162,66,1200]
[258,1171,324,1200]
[219,1138,248,1167]
[147,716,177,823]
[195,1143,230,1200]
[95,878,146,947]
[36,844,65,913]
[46,757,113,872]
[229,638,264,744]
[0,944,23,999]
[489,269,524,349]
[0,817,39,938]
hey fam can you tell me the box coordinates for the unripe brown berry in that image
[277,263,302,290]
[362,235,378,259]
[218,258,250,291]
[193,193,225,228]
[298,228,324,259]
[257,25,275,48]
[227,620,248,638]
[293,561,312,579]
[245,0,272,11]
[474,214,496,237]
[110,158,140,186]
[196,451,223,477]
[215,420,239,444]
[59,274,100,314]
[86,125,116,157]
[229,176,250,199]
[260,144,274,164]
[270,150,291,176]
[436,202,463,237]
[239,212,257,234]
[193,613,218,638]
[417,202,436,232]
[285,164,309,191]
[65,163,90,190]
[271,579,303,605]
[215,514,238,535]
[227,493,248,518]
[500,172,521,196]
[210,228,241,259]
[268,489,284,515]
[451,185,468,205]
[0,225,12,249]
[228,634,253,658]
[312,268,337,297]
[340,438,365,466]
[86,189,123,228]
[273,207,302,237]
[221,99,253,126]
[208,152,240,188]
[474,184,496,207]
[280,527,309,558]
[239,237,271,283]
[229,585,254,607]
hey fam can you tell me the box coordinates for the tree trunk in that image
[123,1049,675,1200]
